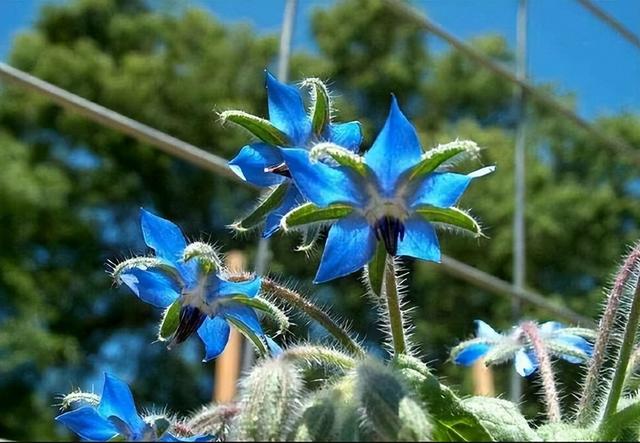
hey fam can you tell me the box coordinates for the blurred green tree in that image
[1,0,639,439]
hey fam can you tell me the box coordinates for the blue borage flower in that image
[222,71,362,238]
[452,320,595,377]
[279,96,494,283]
[56,373,210,441]
[113,209,278,361]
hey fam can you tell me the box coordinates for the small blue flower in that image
[116,209,268,361]
[281,97,494,283]
[56,373,210,441]
[453,320,594,377]
[227,71,362,237]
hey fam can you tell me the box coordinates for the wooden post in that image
[472,359,495,397]
[213,250,246,403]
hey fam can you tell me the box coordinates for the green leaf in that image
[461,397,538,441]
[220,110,289,146]
[232,183,288,231]
[599,397,640,441]
[158,299,181,341]
[366,242,387,297]
[230,295,290,334]
[310,142,369,176]
[537,423,596,442]
[281,202,352,230]
[416,206,481,236]
[408,140,480,181]
[226,316,267,356]
[304,78,331,135]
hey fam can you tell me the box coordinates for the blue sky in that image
[1,0,638,119]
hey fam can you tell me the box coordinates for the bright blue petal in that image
[206,273,261,301]
[474,320,502,340]
[229,143,286,187]
[221,304,264,337]
[408,172,472,208]
[554,335,593,363]
[539,321,565,335]
[515,349,538,377]
[56,406,118,441]
[160,434,213,442]
[266,71,311,145]
[454,342,491,366]
[119,267,180,308]
[140,209,187,265]
[263,184,305,238]
[396,216,440,262]
[197,316,231,362]
[266,337,283,357]
[364,96,422,194]
[281,148,365,207]
[97,374,146,437]
[315,215,376,283]
[326,121,363,152]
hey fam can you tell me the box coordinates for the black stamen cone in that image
[171,305,206,346]
[264,162,291,178]
[373,216,406,256]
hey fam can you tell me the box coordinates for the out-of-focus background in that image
[0,0,638,439]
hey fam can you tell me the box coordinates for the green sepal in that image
[220,110,289,146]
[416,206,481,236]
[150,417,172,439]
[366,242,387,297]
[230,295,290,334]
[304,78,331,135]
[295,224,322,252]
[408,140,480,181]
[281,202,352,230]
[232,183,288,231]
[227,316,268,357]
[310,143,369,176]
[158,299,181,342]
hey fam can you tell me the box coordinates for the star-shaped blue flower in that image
[453,320,594,377]
[227,71,362,237]
[116,209,268,361]
[56,373,210,441]
[281,97,494,283]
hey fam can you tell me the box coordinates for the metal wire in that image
[576,0,640,51]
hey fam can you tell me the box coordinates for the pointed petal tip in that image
[468,165,496,178]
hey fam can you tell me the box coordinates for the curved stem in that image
[385,255,407,355]
[261,278,364,357]
[602,280,640,421]
[521,321,561,422]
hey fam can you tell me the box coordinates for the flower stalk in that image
[384,255,407,355]
[520,321,561,422]
[261,278,364,357]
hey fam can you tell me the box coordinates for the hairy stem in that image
[602,279,640,421]
[577,244,640,424]
[261,279,364,357]
[521,321,561,422]
[385,255,407,355]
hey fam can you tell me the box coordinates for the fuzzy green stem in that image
[385,255,407,355]
[602,280,640,421]
[521,321,561,422]
[577,244,640,424]
[261,279,364,357]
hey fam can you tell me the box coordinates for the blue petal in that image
[474,320,502,340]
[206,273,261,301]
[396,216,440,262]
[315,215,376,283]
[140,209,187,264]
[539,321,565,335]
[454,342,491,366]
[363,96,422,194]
[408,172,472,208]
[266,71,311,145]
[229,143,286,187]
[266,337,283,357]
[263,184,305,238]
[514,349,538,377]
[554,335,593,363]
[56,406,118,441]
[160,433,213,442]
[119,267,180,308]
[326,121,363,152]
[221,304,264,337]
[97,374,146,437]
[197,316,231,362]
[281,148,365,207]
